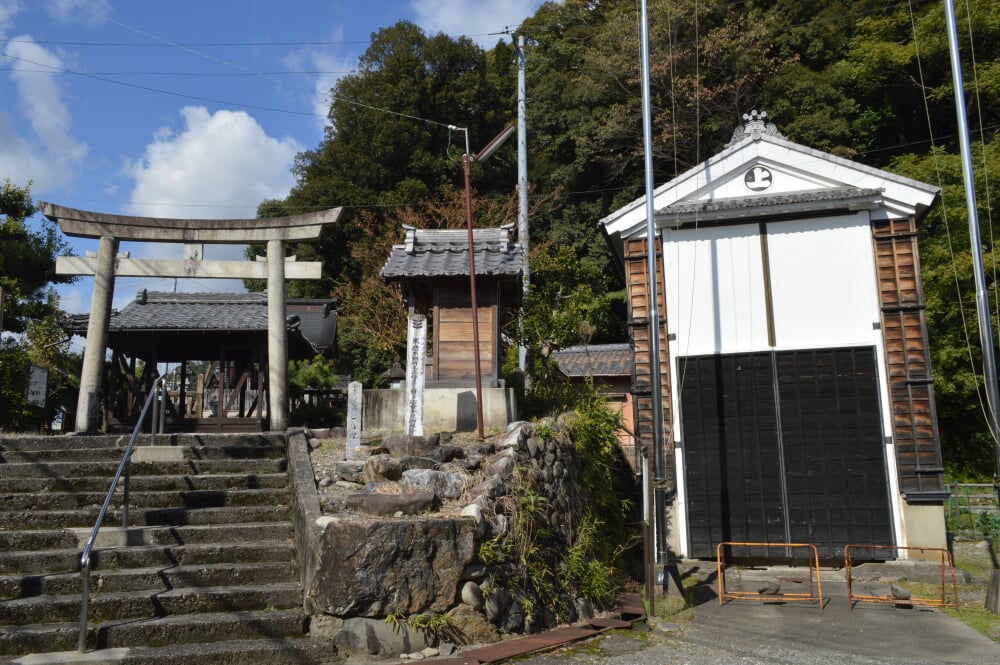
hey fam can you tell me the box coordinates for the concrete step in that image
[0,436,130,452]
[0,522,295,554]
[0,434,285,453]
[0,583,303,626]
[1,539,296,575]
[0,459,287,479]
[1,446,285,465]
[1,562,297,600]
[0,636,338,665]
[2,488,291,512]
[0,473,289,494]
[0,505,290,531]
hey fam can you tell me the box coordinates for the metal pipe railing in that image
[78,376,167,652]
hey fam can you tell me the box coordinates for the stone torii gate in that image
[41,202,341,433]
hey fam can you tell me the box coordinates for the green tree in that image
[1,180,77,431]
[890,137,1000,477]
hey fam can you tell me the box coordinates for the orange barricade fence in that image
[715,542,824,608]
[844,544,958,611]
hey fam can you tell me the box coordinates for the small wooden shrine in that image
[380,224,523,388]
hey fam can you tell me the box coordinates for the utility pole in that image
[516,33,530,372]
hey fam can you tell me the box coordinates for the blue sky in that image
[1,0,544,316]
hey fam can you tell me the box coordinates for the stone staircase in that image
[0,433,337,664]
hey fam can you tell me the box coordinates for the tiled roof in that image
[553,343,632,377]
[109,291,269,331]
[381,224,523,280]
[68,291,337,352]
[659,186,882,216]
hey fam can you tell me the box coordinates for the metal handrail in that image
[78,376,167,652]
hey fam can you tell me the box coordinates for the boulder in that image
[399,469,467,499]
[461,581,485,610]
[333,617,433,658]
[424,445,466,463]
[383,434,440,457]
[497,425,527,451]
[447,604,499,646]
[344,492,436,517]
[401,455,438,470]
[336,460,365,483]
[311,517,475,616]
[484,587,510,623]
[363,454,404,482]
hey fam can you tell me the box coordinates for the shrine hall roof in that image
[67,291,338,354]
[381,224,524,280]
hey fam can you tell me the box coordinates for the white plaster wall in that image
[766,213,881,349]
[664,224,770,357]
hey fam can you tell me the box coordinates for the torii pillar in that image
[41,202,341,433]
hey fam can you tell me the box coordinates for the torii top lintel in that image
[39,202,341,243]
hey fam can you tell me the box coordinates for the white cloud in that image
[410,0,537,46]
[125,106,301,219]
[0,0,22,39]
[44,0,109,25]
[119,106,303,295]
[283,26,356,131]
[0,36,88,190]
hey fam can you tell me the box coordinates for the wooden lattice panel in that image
[623,238,674,490]
[872,218,945,498]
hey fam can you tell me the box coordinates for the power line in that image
[2,52,322,118]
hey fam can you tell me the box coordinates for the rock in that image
[311,427,332,439]
[489,451,516,479]
[526,437,540,458]
[399,469,467,499]
[757,582,781,595]
[485,587,511,623]
[365,445,390,456]
[461,503,483,523]
[344,492,437,517]
[453,454,482,472]
[363,454,404,482]
[501,599,525,633]
[481,476,504,499]
[383,434,441,457]
[461,581,485,610]
[334,617,433,658]
[335,480,363,490]
[575,597,594,620]
[312,518,476,617]
[475,442,496,455]
[498,426,527,451]
[421,647,440,657]
[424,445,466,463]
[447,604,499,645]
[315,516,339,528]
[308,614,343,639]
[461,563,486,580]
[318,475,334,488]
[407,652,425,660]
[308,437,322,449]
[336,461,365,483]
[401,455,438,470]
[438,642,457,656]
[890,583,912,601]
[494,514,509,535]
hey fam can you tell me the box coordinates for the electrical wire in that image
[907,0,994,440]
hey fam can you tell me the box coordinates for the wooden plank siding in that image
[623,238,675,492]
[432,288,499,384]
[872,217,946,499]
